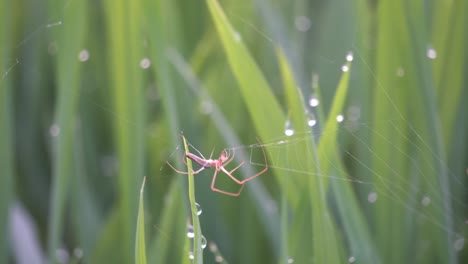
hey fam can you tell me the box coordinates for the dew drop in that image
[78,49,90,62]
[348,256,356,263]
[284,120,295,136]
[396,67,405,77]
[421,196,431,206]
[187,225,194,238]
[188,251,194,260]
[233,31,241,42]
[306,111,317,127]
[73,248,83,258]
[368,192,378,203]
[426,47,437,59]
[347,105,361,122]
[49,124,60,137]
[454,238,465,251]
[209,241,218,252]
[215,255,224,262]
[336,114,344,123]
[346,52,354,62]
[201,235,207,249]
[341,64,349,72]
[295,16,311,32]
[287,257,295,263]
[308,94,320,107]
[140,58,151,69]
[196,202,202,216]
[55,248,70,264]
[199,100,213,115]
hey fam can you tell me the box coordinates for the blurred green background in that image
[1,0,467,263]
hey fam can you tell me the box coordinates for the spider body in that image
[167,140,268,197]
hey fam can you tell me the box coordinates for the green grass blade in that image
[47,0,87,261]
[103,0,146,262]
[135,177,147,264]
[182,134,204,264]
[206,0,285,141]
[279,49,348,264]
[0,0,14,261]
[148,181,186,264]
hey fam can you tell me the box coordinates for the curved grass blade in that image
[206,0,285,141]
[182,134,203,264]
[135,177,147,264]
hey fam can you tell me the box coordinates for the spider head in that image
[220,150,229,163]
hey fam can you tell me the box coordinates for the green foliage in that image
[1,0,466,263]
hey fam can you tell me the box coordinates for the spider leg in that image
[237,139,269,183]
[223,148,236,166]
[210,169,244,197]
[166,157,207,175]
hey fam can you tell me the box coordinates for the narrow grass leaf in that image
[182,134,203,264]
[0,0,14,261]
[103,0,145,262]
[47,0,87,261]
[206,0,285,141]
[135,177,147,264]
[148,181,187,264]
[278,49,344,264]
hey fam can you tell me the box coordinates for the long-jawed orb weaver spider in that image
[166,137,268,197]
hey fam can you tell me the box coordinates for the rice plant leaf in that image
[0,0,14,261]
[278,49,346,264]
[148,181,187,264]
[206,0,285,141]
[135,177,147,264]
[103,0,146,262]
[182,134,203,264]
[47,0,87,260]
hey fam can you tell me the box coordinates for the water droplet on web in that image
[140,58,151,69]
[287,257,295,263]
[284,120,295,136]
[346,52,354,62]
[187,225,194,238]
[55,248,70,263]
[306,111,317,127]
[199,100,213,115]
[454,238,465,251]
[396,67,405,77]
[201,235,207,249]
[295,16,311,32]
[347,105,361,121]
[426,47,437,59]
[78,49,90,62]
[196,202,202,216]
[368,192,378,203]
[73,248,83,258]
[336,114,344,123]
[188,251,194,260]
[341,64,349,72]
[308,94,319,107]
[348,256,356,263]
[49,124,60,137]
[233,31,242,42]
[421,196,431,206]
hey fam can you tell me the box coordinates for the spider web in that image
[2,1,467,263]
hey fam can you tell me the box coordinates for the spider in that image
[166,137,268,197]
